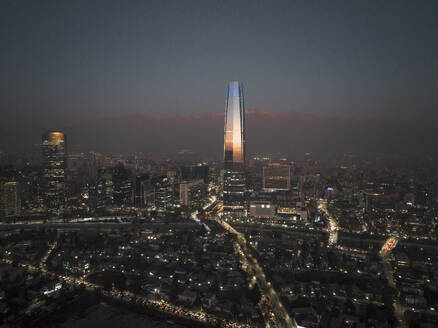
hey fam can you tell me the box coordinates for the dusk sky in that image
[1,0,438,156]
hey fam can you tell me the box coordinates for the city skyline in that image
[1,2,438,328]
[1,1,438,157]
[1,109,438,160]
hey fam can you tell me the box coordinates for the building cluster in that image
[1,81,438,327]
[312,157,438,240]
[239,226,391,327]
[0,131,214,220]
[0,219,262,326]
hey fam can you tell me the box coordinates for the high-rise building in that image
[223,81,246,215]
[134,174,150,208]
[262,163,291,192]
[93,167,114,213]
[41,131,67,212]
[180,179,204,208]
[0,181,21,218]
[153,176,174,214]
[112,163,133,207]
[167,170,177,184]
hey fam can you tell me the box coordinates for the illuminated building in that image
[153,176,174,214]
[262,163,291,191]
[0,181,21,218]
[249,201,275,219]
[95,168,114,212]
[41,131,67,212]
[223,81,246,215]
[180,179,204,208]
[112,163,133,207]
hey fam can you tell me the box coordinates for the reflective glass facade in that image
[223,81,246,214]
[224,81,245,169]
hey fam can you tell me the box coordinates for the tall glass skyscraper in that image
[42,131,67,213]
[223,81,246,215]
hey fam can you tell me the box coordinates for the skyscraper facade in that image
[0,181,21,218]
[42,131,67,213]
[135,173,150,208]
[223,81,246,215]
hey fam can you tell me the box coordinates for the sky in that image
[1,0,437,157]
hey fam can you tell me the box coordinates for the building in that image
[262,163,291,192]
[134,174,150,208]
[223,81,246,215]
[178,164,209,184]
[92,168,114,213]
[153,176,174,214]
[167,170,177,184]
[192,163,209,184]
[0,181,21,218]
[249,201,275,219]
[179,179,204,208]
[112,163,133,207]
[41,131,67,213]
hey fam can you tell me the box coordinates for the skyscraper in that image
[0,181,21,218]
[134,173,150,208]
[42,131,67,213]
[223,81,246,215]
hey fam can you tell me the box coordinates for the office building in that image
[180,179,204,208]
[93,168,114,213]
[112,163,133,207]
[134,174,150,208]
[41,131,67,212]
[0,181,21,218]
[223,81,246,215]
[249,201,275,219]
[153,176,174,214]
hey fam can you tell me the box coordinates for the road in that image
[317,199,339,246]
[381,258,408,328]
[217,218,297,328]
[3,255,249,328]
[40,240,57,270]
